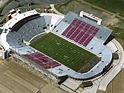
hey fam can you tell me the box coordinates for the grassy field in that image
[30,33,95,72]
[84,0,124,17]
[55,0,101,14]
[107,18,124,48]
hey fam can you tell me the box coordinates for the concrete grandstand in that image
[0,9,114,81]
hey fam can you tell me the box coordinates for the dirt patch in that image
[102,12,112,17]
[110,18,119,26]
[106,18,119,26]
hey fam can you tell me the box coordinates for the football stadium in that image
[0,9,113,81]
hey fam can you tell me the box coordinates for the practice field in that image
[30,33,96,72]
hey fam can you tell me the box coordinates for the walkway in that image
[98,39,124,91]
[50,4,64,15]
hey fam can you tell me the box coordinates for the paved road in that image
[1,0,70,15]
[0,0,8,7]
[0,0,9,22]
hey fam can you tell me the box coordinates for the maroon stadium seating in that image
[62,18,99,46]
[23,52,60,69]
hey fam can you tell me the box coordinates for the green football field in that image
[30,33,96,72]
